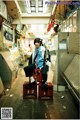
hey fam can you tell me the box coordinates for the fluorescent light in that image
[51,0,57,14]
[36,0,38,13]
[43,0,47,13]
[31,7,35,11]
[38,7,43,10]
[26,0,31,13]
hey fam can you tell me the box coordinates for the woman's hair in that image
[34,38,42,45]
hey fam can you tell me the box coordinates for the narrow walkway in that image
[0,67,79,119]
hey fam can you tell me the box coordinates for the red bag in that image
[32,68,42,83]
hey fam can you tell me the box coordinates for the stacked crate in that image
[38,82,53,99]
[23,81,37,99]
[23,68,53,99]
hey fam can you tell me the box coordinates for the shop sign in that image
[4,30,13,41]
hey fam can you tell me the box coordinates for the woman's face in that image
[34,42,40,48]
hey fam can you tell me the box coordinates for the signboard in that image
[4,31,13,42]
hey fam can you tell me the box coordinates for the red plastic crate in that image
[38,82,53,99]
[23,81,37,99]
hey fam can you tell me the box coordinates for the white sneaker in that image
[30,76,35,83]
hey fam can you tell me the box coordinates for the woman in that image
[24,38,50,85]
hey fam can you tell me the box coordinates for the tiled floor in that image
[0,67,79,119]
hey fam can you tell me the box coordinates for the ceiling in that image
[4,0,54,18]
[3,0,78,37]
[3,0,54,37]
[4,0,79,20]
[4,0,74,19]
[17,0,53,14]
[3,0,19,19]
